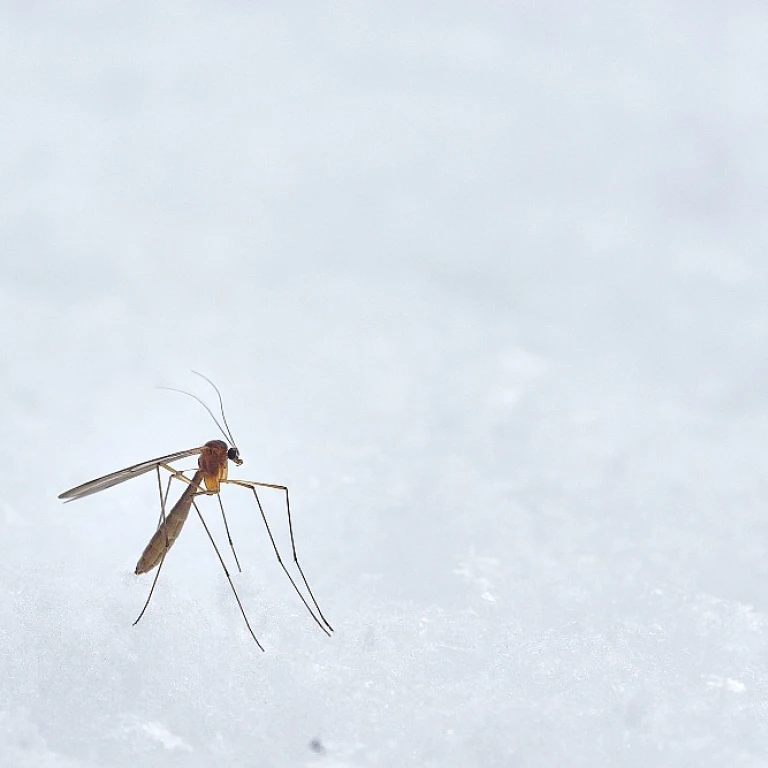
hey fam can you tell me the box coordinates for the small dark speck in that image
[309,738,326,755]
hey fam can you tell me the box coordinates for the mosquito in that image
[57,372,333,650]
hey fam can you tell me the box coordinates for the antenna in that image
[159,373,238,449]
[191,371,237,448]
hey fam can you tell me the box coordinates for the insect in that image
[58,372,333,650]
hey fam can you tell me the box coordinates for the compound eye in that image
[227,447,239,462]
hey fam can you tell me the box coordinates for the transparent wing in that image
[58,447,204,502]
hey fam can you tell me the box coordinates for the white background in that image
[2,3,767,766]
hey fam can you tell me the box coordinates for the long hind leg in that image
[190,498,264,650]
[133,465,178,626]
[224,478,333,635]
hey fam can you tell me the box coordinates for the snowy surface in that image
[2,2,768,766]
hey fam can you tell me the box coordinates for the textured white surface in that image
[2,3,768,766]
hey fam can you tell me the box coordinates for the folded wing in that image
[58,447,204,502]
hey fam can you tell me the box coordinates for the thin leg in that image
[153,466,202,530]
[225,478,333,635]
[134,466,173,626]
[158,463,200,486]
[216,493,242,573]
[191,498,265,651]
[154,470,176,531]
[156,468,241,573]
[133,552,166,626]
